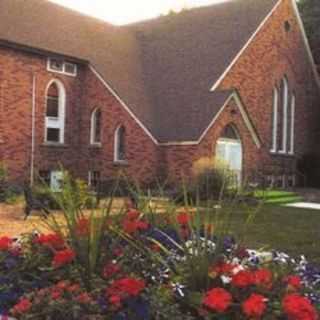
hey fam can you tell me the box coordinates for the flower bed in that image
[0,207,319,320]
[0,175,319,319]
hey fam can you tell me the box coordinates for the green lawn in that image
[226,204,320,263]
[253,189,303,204]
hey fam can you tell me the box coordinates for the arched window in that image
[90,108,102,144]
[45,80,66,143]
[280,77,288,153]
[270,87,278,152]
[114,125,126,162]
[289,95,295,154]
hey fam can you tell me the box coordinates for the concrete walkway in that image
[284,202,320,210]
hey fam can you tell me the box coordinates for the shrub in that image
[190,157,237,201]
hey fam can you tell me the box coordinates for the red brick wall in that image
[219,0,320,177]
[0,46,159,186]
[161,99,259,182]
[76,68,160,184]
[0,47,81,183]
[162,0,320,184]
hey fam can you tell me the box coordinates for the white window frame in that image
[45,80,66,144]
[279,78,288,154]
[50,171,63,192]
[270,87,278,153]
[88,170,100,188]
[90,108,102,145]
[289,95,295,155]
[47,58,77,77]
[114,125,127,163]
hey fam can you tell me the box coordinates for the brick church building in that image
[0,0,319,189]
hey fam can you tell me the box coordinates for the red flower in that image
[109,294,122,308]
[52,249,76,268]
[284,275,302,290]
[0,236,12,251]
[56,281,69,290]
[210,262,236,276]
[106,277,145,300]
[254,269,273,288]
[12,298,32,314]
[127,209,141,220]
[67,284,81,293]
[122,219,149,234]
[242,293,267,318]
[232,270,254,288]
[282,294,318,320]
[176,212,190,226]
[203,288,232,313]
[51,289,62,300]
[103,262,121,278]
[76,218,90,236]
[76,293,92,304]
[34,233,65,249]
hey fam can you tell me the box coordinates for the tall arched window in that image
[270,87,278,152]
[280,77,288,153]
[114,125,126,162]
[90,108,102,144]
[289,95,295,154]
[45,80,66,143]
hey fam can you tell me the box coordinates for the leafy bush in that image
[190,157,237,202]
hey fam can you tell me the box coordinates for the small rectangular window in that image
[46,128,60,143]
[64,62,77,76]
[46,97,59,117]
[47,58,77,76]
[49,58,64,72]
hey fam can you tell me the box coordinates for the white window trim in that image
[114,125,127,163]
[279,78,288,154]
[47,58,77,77]
[289,95,295,155]
[45,79,66,144]
[270,87,278,153]
[90,108,102,145]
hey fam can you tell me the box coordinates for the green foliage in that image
[298,0,320,58]
[40,171,114,290]
[190,157,237,202]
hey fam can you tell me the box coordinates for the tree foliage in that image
[298,0,320,62]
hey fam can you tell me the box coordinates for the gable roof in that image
[0,0,279,143]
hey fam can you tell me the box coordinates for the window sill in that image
[89,143,102,148]
[270,150,295,157]
[42,142,68,148]
[113,160,128,167]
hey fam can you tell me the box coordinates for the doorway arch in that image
[215,124,243,185]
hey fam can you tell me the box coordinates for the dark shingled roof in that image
[0,0,279,142]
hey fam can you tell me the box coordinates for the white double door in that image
[216,138,242,185]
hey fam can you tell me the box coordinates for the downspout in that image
[30,75,36,186]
